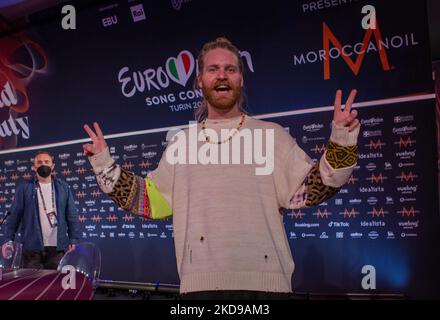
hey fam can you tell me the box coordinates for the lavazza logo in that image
[292,20,419,79]
[117,49,254,112]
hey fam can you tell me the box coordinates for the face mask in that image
[37,165,52,178]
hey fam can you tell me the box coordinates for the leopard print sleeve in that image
[100,167,172,219]
[107,169,150,216]
[90,147,172,219]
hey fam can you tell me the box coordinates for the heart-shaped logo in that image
[166,50,194,87]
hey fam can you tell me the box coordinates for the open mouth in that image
[214,84,231,92]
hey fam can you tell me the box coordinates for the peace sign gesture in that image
[83,122,108,156]
[333,89,359,132]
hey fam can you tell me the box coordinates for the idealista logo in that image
[293,20,419,80]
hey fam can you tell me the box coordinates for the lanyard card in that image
[46,211,58,228]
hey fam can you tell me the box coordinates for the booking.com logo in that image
[164,123,275,175]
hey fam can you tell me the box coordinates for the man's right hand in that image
[83,122,108,156]
[1,241,14,259]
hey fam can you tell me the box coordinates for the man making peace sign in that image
[83,38,360,300]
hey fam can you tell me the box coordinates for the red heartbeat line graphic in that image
[400,207,417,217]
[288,210,305,219]
[0,175,7,182]
[76,191,86,198]
[107,214,118,222]
[78,215,87,223]
[367,173,386,183]
[22,173,32,180]
[139,160,152,169]
[122,162,134,170]
[398,136,415,148]
[76,167,86,175]
[91,214,102,223]
[366,139,385,150]
[397,171,418,182]
[347,175,358,184]
[122,213,134,222]
[312,144,326,154]
[368,207,385,218]
[91,190,102,198]
[315,209,329,219]
[62,168,71,176]
[343,208,357,218]
[10,173,19,181]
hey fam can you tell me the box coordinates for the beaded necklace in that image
[201,113,246,144]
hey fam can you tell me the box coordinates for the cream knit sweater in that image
[89,115,359,293]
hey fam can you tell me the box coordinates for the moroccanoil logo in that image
[292,21,419,80]
[323,21,390,80]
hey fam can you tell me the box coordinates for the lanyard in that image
[37,181,56,214]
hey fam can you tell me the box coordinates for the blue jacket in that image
[5,177,80,252]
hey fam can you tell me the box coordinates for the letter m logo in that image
[368,139,384,150]
[370,173,384,183]
[371,207,385,218]
[323,21,391,80]
[343,208,357,218]
[316,209,329,219]
[313,144,326,154]
[402,207,415,217]
[399,136,414,148]
[400,171,416,182]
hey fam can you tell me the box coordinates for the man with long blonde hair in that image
[83,37,360,299]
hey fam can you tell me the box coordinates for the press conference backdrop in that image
[0,0,439,298]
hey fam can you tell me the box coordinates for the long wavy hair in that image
[194,37,248,122]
